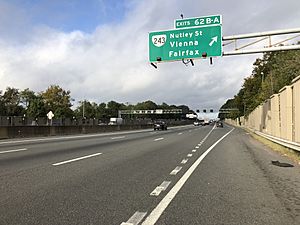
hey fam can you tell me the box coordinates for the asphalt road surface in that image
[0,124,299,225]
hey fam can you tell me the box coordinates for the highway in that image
[0,124,299,225]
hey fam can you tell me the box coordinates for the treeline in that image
[220,47,300,119]
[0,85,192,119]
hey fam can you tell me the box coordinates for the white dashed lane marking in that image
[170,166,182,175]
[141,128,234,225]
[150,181,171,196]
[154,138,164,142]
[192,149,197,152]
[52,152,102,166]
[0,148,27,154]
[111,136,126,140]
[181,159,188,164]
[121,211,147,225]
[187,154,193,157]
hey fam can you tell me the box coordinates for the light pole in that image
[82,100,85,118]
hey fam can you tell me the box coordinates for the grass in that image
[248,130,300,165]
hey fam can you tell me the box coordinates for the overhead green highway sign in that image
[175,15,222,29]
[149,25,222,62]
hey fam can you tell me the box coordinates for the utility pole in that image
[82,100,85,118]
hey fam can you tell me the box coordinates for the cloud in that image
[0,0,300,111]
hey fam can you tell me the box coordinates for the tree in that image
[221,46,300,119]
[177,105,190,114]
[2,87,24,116]
[74,100,99,118]
[41,85,73,118]
[134,100,158,110]
[96,103,108,119]
[0,90,5,115]
[20,88,36,109]
[158,102,170,109]
[106,101,122,117]
[26,95,47,118]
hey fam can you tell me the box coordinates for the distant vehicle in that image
[198,119,205,126]
[108,117,123,125]
[216,121,223,127]
[203,119,210,126]
[209,119,215,125]
[193,121,200,126]
[154,121,167,130]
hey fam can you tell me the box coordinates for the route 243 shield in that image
[151,34,167,47]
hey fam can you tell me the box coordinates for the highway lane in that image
[151,127,300,225]
[0,125,196,174]
[0,124,214,224]
[0,124,299,225]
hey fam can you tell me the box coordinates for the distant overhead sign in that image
[175,15,222,29]
[149,25,222,62]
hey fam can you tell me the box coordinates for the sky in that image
[0,0,300,112]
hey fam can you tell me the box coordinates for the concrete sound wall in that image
[243,75,300,144]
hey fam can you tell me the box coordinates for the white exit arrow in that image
[209,36,218,46]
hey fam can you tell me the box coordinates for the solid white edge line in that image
[141,128,235,225]
[0,148,27,154]
[52,152,102,166]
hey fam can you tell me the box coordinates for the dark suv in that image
[216,121,223,127]
[154,121,167,130]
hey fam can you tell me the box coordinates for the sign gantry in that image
[149,14,300,68]
[149,15,222,65]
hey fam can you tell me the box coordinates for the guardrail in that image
[252,129,300,152]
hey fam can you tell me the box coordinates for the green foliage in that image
[41,85,73,118]
[0,90,5,115]
[134,100,157,110]
[1,85,192,120]
[20,88,36,108]
[1,87,24,116]
[26,95,47,118]
[221,48,300,119]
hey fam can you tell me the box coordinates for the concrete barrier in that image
[0,125,154,139]
[0,121,193,140]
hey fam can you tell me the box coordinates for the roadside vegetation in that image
[0,85,192,120]
[219,45,300,119]
[250,132,300,164]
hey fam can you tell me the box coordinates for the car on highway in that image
[216,121,223,127]
[154,121,167,130]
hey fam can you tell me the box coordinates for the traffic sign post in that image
[175,15,221,29]
[149,25,222,63]
[47,111,54,126]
